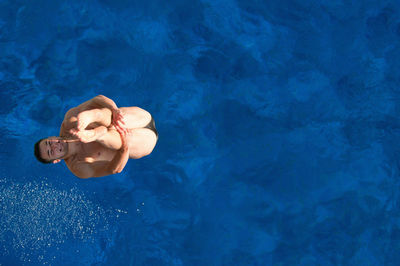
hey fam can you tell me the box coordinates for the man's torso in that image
[60,106,118,166]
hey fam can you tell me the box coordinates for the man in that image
[34,95,158,179]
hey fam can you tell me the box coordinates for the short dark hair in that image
[34,138,52,164]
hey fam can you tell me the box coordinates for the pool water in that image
[1,0,400,265]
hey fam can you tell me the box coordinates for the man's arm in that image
[89,95,127,133]
[60,107,78,134]
[68,124,122,150]
[73,95,119,112]
[61,95,128,138]
[68,128,130,178]
[89,95,119,111]
[96,128,122,150]
[61,95,117,131]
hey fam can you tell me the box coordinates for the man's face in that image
[39,137,67,162]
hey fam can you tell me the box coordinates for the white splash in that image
[0,179,112,263]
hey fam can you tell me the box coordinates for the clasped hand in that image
[112,109,128,134]
[115,122,129,152]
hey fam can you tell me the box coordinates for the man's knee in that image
[93,108,112,126]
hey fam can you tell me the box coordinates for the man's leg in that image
[96,128,122,150]
[78,106,152,130]
[125,128,158,158]
[95,127,157,157]
[93,106,153,150]
[77,108,112,130]
[76,106,155,152]
[118,107,152,129]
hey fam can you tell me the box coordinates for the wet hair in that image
[34,138,52,164]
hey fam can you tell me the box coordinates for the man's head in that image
[34,137,68,164]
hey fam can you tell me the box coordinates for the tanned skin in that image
[38,95,157,179]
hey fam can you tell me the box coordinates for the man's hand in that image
[112,109,128,134]
[104,124,130,176]
[116,124,129,152]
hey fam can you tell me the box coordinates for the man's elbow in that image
[111,168,123,174]
[76,174,91,179]
[73,170,93,179]
[95,95,108,101]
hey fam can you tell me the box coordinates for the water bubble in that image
[0,179,112,263]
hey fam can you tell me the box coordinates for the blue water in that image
[0,0,399,265]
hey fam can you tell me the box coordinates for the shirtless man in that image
[33,95,158,179]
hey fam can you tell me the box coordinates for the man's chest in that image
[78,142,116,162]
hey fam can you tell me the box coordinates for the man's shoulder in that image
[64,107,78,120]
[60,107,78,133]
[64,156,89,179]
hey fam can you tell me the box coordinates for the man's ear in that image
[52,159,61,164]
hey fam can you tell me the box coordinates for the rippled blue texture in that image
[1,0,400,265]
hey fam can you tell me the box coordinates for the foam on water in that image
[0,179,115,264]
